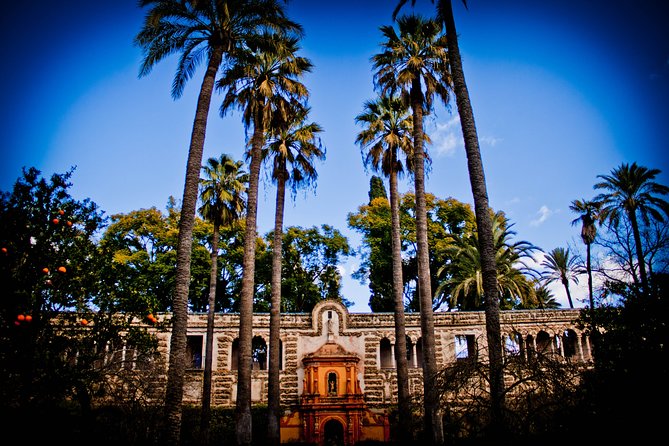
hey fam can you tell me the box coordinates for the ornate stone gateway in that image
[280,302,389,445]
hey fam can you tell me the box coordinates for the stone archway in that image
[323,418,345,446]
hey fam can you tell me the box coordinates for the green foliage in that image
[99,203,213,313]
[0,167,159,413]
[368,175,388,203]
[257,225,352,312]
[573,272,669,443]
[348,192,474,311]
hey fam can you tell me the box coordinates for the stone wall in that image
[154,300,588,409]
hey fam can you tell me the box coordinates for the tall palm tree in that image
[197,154,247,444]
[438,211,540,311]
[594,162,669,298]
[218,33,311,445]
[570,199,600,310]
[355,94,414,442]
[394,1,506,433]
[540,247,580,309]
[372,14,449,444]
[134,2,299,443]
[262,105,324,445]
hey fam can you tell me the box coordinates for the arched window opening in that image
[416,338,423,368]
[504,332,522,356]
[526,334,536,361]
[231,338,239,370]
[536,331,552,355]
[380,338,393,369]
[563,329,578,359]
[252,336,267,370]
[455,334,477,360]
[404,336,413,366]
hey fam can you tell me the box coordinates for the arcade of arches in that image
[163,300,591,445]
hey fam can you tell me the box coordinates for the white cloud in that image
[530,205,553,227]
[430,115,463,156]
[480,135,502,147]
[427,115,501,157]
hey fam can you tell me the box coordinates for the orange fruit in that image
[81,319,88,326]
[58,266,67,273]
[52,218,59,225]
[17,314,25,321]
[42,267,49,274]
[25,315,33,322]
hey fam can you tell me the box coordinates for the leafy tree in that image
[218,29,310,444]
[540,247,581,309]
[348,192,473,312]
[257,225,352,313]
[262,104,324,445]
[372,15,450,441]
[593,162,669,299]
[197,154,247,443]
[100,200,212,313]
[368,174,388,202]
[355,93,413,441]
[0,167,158,425]
[570,199,600,310]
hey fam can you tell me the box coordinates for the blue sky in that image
[1,0,668,311]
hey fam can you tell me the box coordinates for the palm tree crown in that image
[439,211,540,310]
[372,14,450,111]
[594,162,669,296]
[356,95,414,177]
[541,247,581,309]
[135,0,302,99]
[263,105,325,195]
[199,155,248,227]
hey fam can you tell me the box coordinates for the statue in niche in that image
[328,372,337,395]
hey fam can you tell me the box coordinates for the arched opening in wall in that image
[404,336,414,367]
[504,332,522,356]
[536,331,552,355]
[580,333,591,360]
[252,336,267,370]
[562,329,578,359]
[231,338,239,370]
[526,334,536,361]
[279,339,283,370]
[380,338,393,369]
[323,418,344,446]
[455,334,477,360]
[416,338,423,368]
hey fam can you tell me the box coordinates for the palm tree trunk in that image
[586,242,594,310]
[267,168,287,446]
[562,279,574,309]
[164,46,223,446]
[389,167,412,442]
[440,0,505,436]
[628,210,648,297]
[200,222,220,444]
[235,115,265,446]
[410,78,443,445]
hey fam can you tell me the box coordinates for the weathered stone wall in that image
[155,301,587,409]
